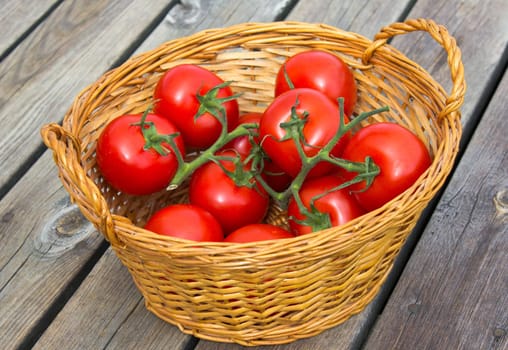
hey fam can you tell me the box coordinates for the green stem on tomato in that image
[167,121,257,189]
[132,106,181,157]
[194,81,242,125]
[283,65,295,90]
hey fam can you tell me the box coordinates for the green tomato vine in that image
[162,82,389,232]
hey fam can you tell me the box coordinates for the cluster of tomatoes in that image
[96,50,432,243]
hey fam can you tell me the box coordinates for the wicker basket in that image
[41,19,465,346]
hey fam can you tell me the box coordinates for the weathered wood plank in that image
[31,249,191,350]
[102,298,193,350]
[0,0,59,56]
[135,0,296,53]
[283,0,409,39]
[0,0,171,194]
[363,61,508,350]
[0,0,172,347]
[0,152,105,349]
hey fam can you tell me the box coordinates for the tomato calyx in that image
[213,152,259,190]
[335,156,379,192]
[278,96,313,149]
[131,109,182,156]
[195,81,242,123]
[243,139,272,176]
[289,192,333,232]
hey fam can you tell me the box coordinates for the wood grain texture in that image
[363,61,508,350]
[0,0,59,56]
[0,152,104,349]
[0,0,171,192]
[135,0,295,53]
[32,248,192,350]
[286,0,410,39]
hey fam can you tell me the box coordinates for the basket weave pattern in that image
[41,19,465,345]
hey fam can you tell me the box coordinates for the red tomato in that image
[287,175,364,235]
[224,112,292,192]
[340,122,432,211]
[224,224,294,243]
[96,113,185,195]
[153,64,239,150]
[259,88,350,179]
[189,150,270,234]
[223,112,263,155]
[144,204,223,242]
[275,50,357,117]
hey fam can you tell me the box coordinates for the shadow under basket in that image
[41,19,465,346]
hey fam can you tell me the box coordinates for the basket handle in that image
[362,18,466,121]
[40,123,121,246]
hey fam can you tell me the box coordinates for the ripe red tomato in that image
[223,112,262,155]
[153,64,239,150]
[259,88,350,179]
[287,175,364,235]
[224,112,292,192]
[340,122,432,211]
[224,224,294,243]
[144,204,223,242]
[189,150,270,233]
[275,50,357,117]
[96,113,185,195]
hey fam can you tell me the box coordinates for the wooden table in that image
[1,0,507,349]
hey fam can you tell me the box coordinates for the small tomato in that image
[96,113,184,195]
[154,64,239,150]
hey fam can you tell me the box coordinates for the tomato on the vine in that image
[287,175,364,235]
[144,204,224,242]
[189,150,270,234]
[275,50,357,117]
[259,88,350,179]
[340,122,432,211]
[153,64,239,150]
[96,113,185,195]
[224,112,292,192]
[223,112,262,155]
[224,224,294,243]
